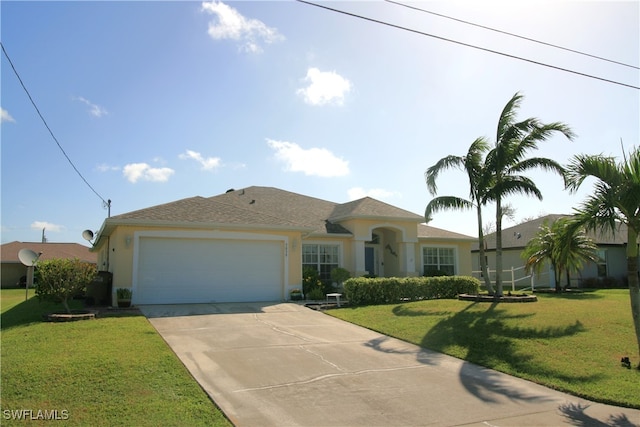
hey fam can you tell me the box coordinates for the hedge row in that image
[343,276,480,306]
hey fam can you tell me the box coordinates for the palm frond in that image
[425,155,464,195]
[424,196,474,222]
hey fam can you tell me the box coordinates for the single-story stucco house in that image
[0,241,97,288]
[90,186,475,305]
[472,214,637,289]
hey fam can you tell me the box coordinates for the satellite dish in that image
[82,230,95,242]
[18,249,39,266]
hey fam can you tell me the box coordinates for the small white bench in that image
[326,292,342,307]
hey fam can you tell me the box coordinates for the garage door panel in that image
[136,237,283,304]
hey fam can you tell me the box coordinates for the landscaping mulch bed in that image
[43,306,142,321]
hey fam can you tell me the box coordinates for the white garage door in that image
[135,236,284,304]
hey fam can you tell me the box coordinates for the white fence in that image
[471,266,552,292]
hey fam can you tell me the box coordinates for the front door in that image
[365,246,376,276]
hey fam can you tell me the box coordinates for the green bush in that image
[35,258,97,313]
[303,267,323,298]
[343,276,480,306]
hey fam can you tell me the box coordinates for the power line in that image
[295,0,639,90]
[1,42,109,205]
[385,0,639,70]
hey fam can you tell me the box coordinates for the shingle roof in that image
[104,186,449,238]
[417,224,475,241]
[329,197,424,222]
[0,242,97,264]
[474,214,632,251]
[105,186,430,237]
[110,195,305,229]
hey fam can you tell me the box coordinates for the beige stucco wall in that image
[415,239,473,277]
[94,225,305,304]
[95,221,476,304]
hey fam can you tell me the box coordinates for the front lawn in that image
[1,289,232,426]
[330,289,640,409]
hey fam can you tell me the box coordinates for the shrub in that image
[35,258,97,313]
[343,276,480,306]
[330,267,351,289]
[302,267,323,298]
[116,288,132,300]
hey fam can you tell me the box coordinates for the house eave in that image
[91,218,313,250]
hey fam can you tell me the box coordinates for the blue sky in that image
[2,1,638,246]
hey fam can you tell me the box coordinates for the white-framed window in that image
[597,249,608,277]
[422,246,456,276]
[302,244,340,282]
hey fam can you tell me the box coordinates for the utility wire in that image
[1,42,109,205]
[296,0,639,90]
[385,0,639,70]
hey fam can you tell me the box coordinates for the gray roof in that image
[1,241,96,264]
[473,214,632,251]
[107,186,427,237]
[417,224,476,241]
[328,197,424,222]
[98,187,477,245]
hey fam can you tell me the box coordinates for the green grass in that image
[1,289,232,427]
[329,289,640,409]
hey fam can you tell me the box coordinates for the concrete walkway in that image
[141,302,640,427]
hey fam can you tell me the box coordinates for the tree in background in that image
[565,145,640,368]
[522,218,598,292]
[484,92,575,296]
[35,258,97,313]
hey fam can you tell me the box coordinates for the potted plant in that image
[289,288,303,301]
[116,288,132,308]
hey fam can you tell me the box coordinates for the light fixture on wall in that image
[125,236,132,247]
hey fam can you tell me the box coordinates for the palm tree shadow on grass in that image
[390,302,600,404]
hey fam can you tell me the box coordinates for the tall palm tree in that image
[425,137,495,294]
[565,146,640,368]
[484,92,575,296]
[522,218,598,292]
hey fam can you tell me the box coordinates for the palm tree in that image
[555,218,599,289]
[425,137,495,294]
[484,92,575,296]
[565,146,640,368]
[522,218,598,292]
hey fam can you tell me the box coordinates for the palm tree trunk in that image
[626,226,640,368]
[495,198,504,296]
[477,204,494,294]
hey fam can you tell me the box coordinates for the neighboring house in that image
[0,241,97,288]
[90,186,475,305]
[471,214,636,289]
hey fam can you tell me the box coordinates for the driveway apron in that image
[141,302,640,427]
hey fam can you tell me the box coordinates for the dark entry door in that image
[365,247,375,276]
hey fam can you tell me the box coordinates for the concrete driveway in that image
[141,302,640,427]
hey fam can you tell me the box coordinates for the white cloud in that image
[1,108,15,123]
[179,150,222,171]
[73,96,108,117]
[31,221,64,233]
[348,187,399,201]
[123,163,175,183]
[297,68,352,106]
[267,139,349,177]
[96,163,120,172]
[201,1,284,53]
